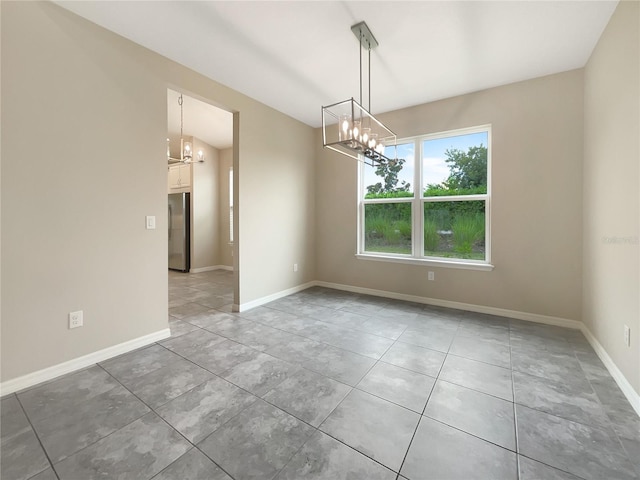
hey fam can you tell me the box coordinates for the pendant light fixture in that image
[178,94,192,163]
[322,21,397,167]
[168,93,204,164]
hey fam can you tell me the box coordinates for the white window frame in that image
[356,125,493,271]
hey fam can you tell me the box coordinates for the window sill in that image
[355,253,494,271]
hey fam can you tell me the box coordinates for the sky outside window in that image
[423,132,488,187]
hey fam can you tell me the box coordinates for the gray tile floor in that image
[2,269,639,480]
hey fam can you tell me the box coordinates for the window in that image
[358,125,491,269]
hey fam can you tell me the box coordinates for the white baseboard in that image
[0,329,171,396]
[190,265,233,273]
[315,281,582,330]
[580,326,640,417]
[237,281,316,312]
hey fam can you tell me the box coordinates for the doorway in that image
[166,88,237,315]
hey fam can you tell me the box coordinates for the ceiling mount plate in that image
[351,21,378,50]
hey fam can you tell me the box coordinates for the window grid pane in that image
[364,203,412,255]
[423,200,486,260]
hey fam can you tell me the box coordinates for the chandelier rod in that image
[359,28,363,108]
[368,47,371,113]
[178,94,184,140]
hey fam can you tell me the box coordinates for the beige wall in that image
[219,147,234,268]
[191,137,220,270]
[1,2,316,382]
[583,0,640,395]
[316,70,584,321]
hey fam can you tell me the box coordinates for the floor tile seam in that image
[510,368,521,480]
[510,365,594,394]
[393,338,450,356]
[204,318,389,367]
[14,371,126,427]
[191,299,232,310]
[429,351,448,381]
[578,356,624,414]
[22,383,150,439]
[103,340,213,388]
[568,362,640,466]
[297,322,402,347]
[513,402,636,463]
[350,336,401,396]
[186,399,275,480]
[195,322,289,351]
[445,350,512,370]
[374,359,440,382]
[352,384,429,416]
[312,426,402,475]
[161,338,343,422]
[258,388,345,431]
[264,302,405,342]
[507,324,515,368]
[12,395,57,480]
[420,411,517,453]
[443,351,512,370]
[307,318,408,342]
[194,394,323,480]
[152,342,279,407]
[393,411,427,479]
[194,393,264,444]
[452,331,512,347]
[104,340,183,363]
[257,319,389,363]
[41,393,151,469]
[99,357,262,476]
[273,358,361,388]
[216,361,303,399]
[433,377,514,403]
[263,421,319,480]
[509,344,583,361]
[516,453,590,480]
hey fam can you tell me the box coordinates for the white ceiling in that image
[167,89,233,150]
[56,1,617,130]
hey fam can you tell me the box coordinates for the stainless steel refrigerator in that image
[168,192,190,272]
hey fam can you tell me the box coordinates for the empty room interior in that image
[1,1,639,480]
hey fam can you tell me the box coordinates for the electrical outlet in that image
[624,325,630,347]
[69,310,83,329]
[293,263,298,272]
[428,271,435,281]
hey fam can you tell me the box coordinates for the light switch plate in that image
[146,216,156,230]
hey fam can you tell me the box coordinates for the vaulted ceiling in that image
[57,1,617,131]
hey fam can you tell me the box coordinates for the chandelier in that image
[168,93,204,164]
[322,21,397,167]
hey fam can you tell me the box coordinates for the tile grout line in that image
[508,324,625,480]
[509,323,521,480]
[571,339,640,472]
[13,394,61,480]
[96,363,242,480]
[393,317,461,479]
